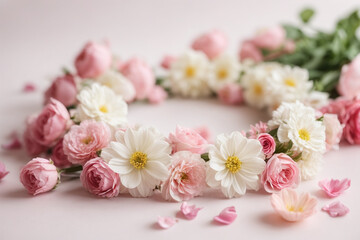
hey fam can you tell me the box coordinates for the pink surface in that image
[1,0,360,239]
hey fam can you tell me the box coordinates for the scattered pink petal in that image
[2,132,22,150]
[213,206,237,225]
[0,161,9,180]
[157,216,177,229]
[22,83,36,92]
[322,201,349,217]
[180,202,202,220]
[319,178,351,198]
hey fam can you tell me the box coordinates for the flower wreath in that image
[4,8,358,223]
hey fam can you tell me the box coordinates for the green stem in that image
[60,165,83,174]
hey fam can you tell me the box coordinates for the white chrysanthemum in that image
[101,126,171,197]
[206,131,265,198]
[303,91,329,109]
[96,70,135,102]
[297,152,324,180]
[207,55,241,91]
[168,50,211,98]
[75,83,128,128]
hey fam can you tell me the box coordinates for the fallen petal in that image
[322,201,349,217]
[214,206,237,225]
[319,178,351,198]
[2,138,22,150]
[180,202,202,220]
[157,216,177,229]
[22,83,36,92]
[0,161,9,180]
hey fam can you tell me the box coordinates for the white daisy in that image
[206,131,265,198]
[96,70,136,102]
[297,152,324,180]
[303,91,329,109]
[75,83,128,128]
[168,50,211,98]
[101,126,171,197]
[207,54,241,91]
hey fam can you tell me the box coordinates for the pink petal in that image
[180,202,202,220]
[2,132,22,150]
[319,178,351,198]
[322,201,349,217]
[213,206,237,225]
[22,83,36,92]
[157,216,177,229]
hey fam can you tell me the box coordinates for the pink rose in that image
[148,86,168,104]
[161,151,206,201]
[119,58,155,100]
[20,158,58,195]
[0,161,9,180]
[160,55,176,69]
[217,83,244,105]
[341,97,360,144]
[23,116,47,156]
[44,74,77,107]
[257,133,276,158]
[63,120,111,165]
[261,153,300,193]
[51,139,72,168]
[252,26,286,50]
[323,114,343,151]
[194,126,212,142]
[75,41,112,78]
[191,29,227,59]
[30,98,70,147]
[168,126,208,154]
[337,54,360,98]
[239,40,263,62]
[80,157,120,198]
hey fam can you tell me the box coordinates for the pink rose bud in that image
[44,74,77,107]
[80,157,120,198]
[30,98,70,147]
[20,158,59,195]
[191,29,227,59]
[160,55,176,69]
[252,26,286,50]
[23,116,47,156]
[75,41,112,78]
[257,133,276,158]
[217,83,244,105]
[0,161,9,180]
[119,58,155,100]
[51,139,72,168]
[323,114,343,151]
[239,40,263,62]
[148,86,168,104]
[261,153,300,193]
[337,54,360,98]
[168,125,208,154]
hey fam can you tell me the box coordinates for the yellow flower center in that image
[130,151,148,169]
[185,65,196,78]
[253,83,263,96]
[284,78,296,87]
[286,205,304,212]
[99,105,108,113]
[81,136,93,145]
[217,68,228,80]
[225,156,242,173]
[298,128,310,141]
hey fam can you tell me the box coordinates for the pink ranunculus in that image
[148,86,168,104]
[214,206,237,225]
[74,41,112,78]
[80,157,120,198]
[51,139,72,168]
[239,40,263,62]
[23,116,47,156]
[252,26,286,50]
[160,55,176,69]
[320,97,349,118]
[191,29,227,60]
[0,161,9,180]
[168,126,208,154]
[341,97,360,144]
[119,58,155,100]
[161,151,206,202]
[217,83,244,105]
[261,153,300,193]
[323,114,343,151]
[20,158,58,195]
[44,74,77,107]
[63,120,111,165]
[257,133,276,158]
[337,54,360,98]
[318,178,351,198]
[31,98,70,147]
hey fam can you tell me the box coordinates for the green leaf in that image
[300,8,315,24]
[201,153,209,162]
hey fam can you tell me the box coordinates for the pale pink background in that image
[1,0,360,239]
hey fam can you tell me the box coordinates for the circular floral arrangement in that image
[2,8,359,225]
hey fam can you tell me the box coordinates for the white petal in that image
[145,161,169,181]
[121,170,141,189]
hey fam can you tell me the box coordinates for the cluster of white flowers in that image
[268,101,326,180]
[240,62,329,111]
